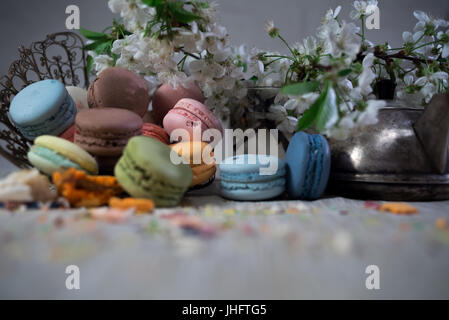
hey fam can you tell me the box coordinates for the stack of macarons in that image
[218,132,331,201]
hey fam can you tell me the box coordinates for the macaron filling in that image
[18,93,76,140]
[220,167,286,183]
[30,145,83,171]
[221,178,285,191]
[75,134,137,149]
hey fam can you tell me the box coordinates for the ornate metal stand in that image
[0,32,88,168]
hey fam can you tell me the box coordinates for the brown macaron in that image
[74,108,143,157]
[151,82,205,125]
[88,67,150,117]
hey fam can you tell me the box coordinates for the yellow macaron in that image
[170,141,216,187]
[28,135,98,176]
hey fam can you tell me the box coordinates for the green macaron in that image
[114,136,193,207]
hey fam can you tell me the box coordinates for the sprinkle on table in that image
[435,218,447,230]
[379,202,419,215]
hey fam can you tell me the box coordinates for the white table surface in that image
[1,182,449,299]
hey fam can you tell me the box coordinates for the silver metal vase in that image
[327,92,449,201]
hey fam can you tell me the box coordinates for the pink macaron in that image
[152,82,205,125]
[163,98,223,142]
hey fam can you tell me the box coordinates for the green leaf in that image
[315,85,338,131]
[142,0,163,7]
[86,55,94,75]
[83,39,107,51]
[296,82,338,132]
[94,41,112,54]
[296,86,327,131]
[169,3,201,24]
[79,28,109,41]
[338,68,352,77]
[282,81,320,95]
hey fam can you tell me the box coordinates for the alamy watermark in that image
[365,4,380,30]
[365,265,380,290]
[65,5,80,30]
[169,124,280,175]
[65,265,80,290]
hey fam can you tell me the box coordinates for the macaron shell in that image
[285,132,330,200]
[285,132,310,199]
[28,148,69,176]
[163,109,208,142]
[9,80,76,140]
[10,79,66,125]
[219,154,286,201]
[75,108,143,156]
[34,135,98,174]
[141,123,169,145]
[308,134,331,199]
[220,154,286,181]
[163,98,223,141]
[60,125,75,142]
[114,136,193,207]
[176,98,223,134]
[151,82,205,125]
[191,163,216,187]
[170,141,216,186]
[88,67,150,117]
[169,141,213,163]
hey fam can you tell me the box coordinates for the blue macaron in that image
[9,79,76,140]
[219,154,286,201]
[285,132,331,200]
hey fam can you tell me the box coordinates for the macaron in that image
[219,154,286,201]
[27,135,98,176]
[170,141,216,187]
[60,125,75,142]
[9,79,77,140]
[152,82,205,125]
[285,132,331,200]
[114,136,193,207]
[66,86,88,110]
[88,67,150,117]
[74,108,143,157]
[163,98,223,142]
[141,123,170,145]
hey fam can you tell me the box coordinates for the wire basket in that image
[0,32,89,168]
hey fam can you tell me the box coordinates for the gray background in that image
[0,0,449,175]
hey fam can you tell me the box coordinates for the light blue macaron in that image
[219,154,286,201]
[9,79,76,140]
[285,132,331,200]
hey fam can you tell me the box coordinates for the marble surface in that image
[1,181,449,299]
